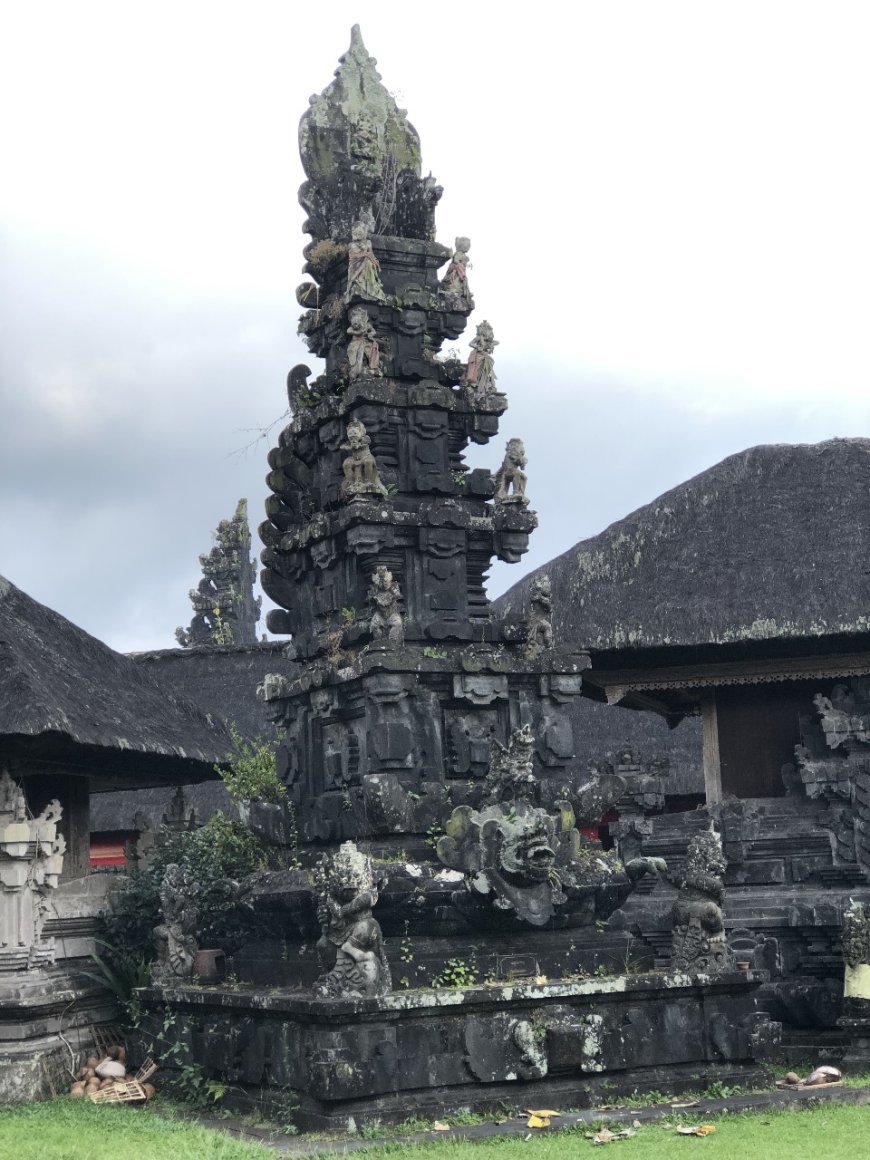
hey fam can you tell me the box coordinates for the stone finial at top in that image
[175,499,262,648]
[299,25,442,246]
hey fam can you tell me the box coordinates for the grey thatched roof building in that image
[0,574,230,786]
[498,437,870,802]
[498,437,870,660]
[91,641,286,832]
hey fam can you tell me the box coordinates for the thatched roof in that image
[497,438,870,660]
[0,575,231,785]
[128,641,285,743]
[90,642,287,831]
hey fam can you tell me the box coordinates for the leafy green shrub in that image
[218,724,285,804]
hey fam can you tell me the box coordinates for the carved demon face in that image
[499,815,556,884]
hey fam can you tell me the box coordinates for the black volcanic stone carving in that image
[313,842,391,998]
[436,727,664,929]
[255,26,596,850]
[671,831,735,976]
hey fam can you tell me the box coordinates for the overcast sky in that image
[2,1,869,652]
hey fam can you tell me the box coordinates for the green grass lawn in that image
[359,1104,870,1160]
[4,1097,870,1159]
[0,1098,272,1160]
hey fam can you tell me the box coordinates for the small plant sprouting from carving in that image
[422,646,448,660]
[424,822,443,852]
[431,953,478,989]
[210,605,235,646]
[399,921,414,970]
[307,238,347,275]
[341,606,356,623]
[451,470,467,487]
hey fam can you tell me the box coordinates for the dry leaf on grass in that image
[589,1127,637,1145]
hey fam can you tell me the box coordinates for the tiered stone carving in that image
[671,831,735,975]
[152,864,199,984]
[314,841,391,997]
[257,27,591,851]
[176,499,261,647]
[0,772,65,971]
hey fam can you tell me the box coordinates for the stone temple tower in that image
[259,27,589,845]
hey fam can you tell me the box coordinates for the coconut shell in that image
[785,1072,801,1084]
[86,1057,99,1069]
[99,1078,114,1090]
[69,1082,86,1098]
[117,1047,127,1065]
[108,1045,122,1060]
[142,1083,156,1100]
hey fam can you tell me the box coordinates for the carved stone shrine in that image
[138,28,781,1129]
[259,25,588,850]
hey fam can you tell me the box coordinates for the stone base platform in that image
[138,970,779,1132]
[0,966,118,1103]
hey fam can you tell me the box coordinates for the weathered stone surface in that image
[138,972,777,1129]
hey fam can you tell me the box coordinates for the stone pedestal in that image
[138,971,779,1131]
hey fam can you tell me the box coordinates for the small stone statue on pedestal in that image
[340,418,388,501]
[525,574,554,651]
[313,842,391,998]
[439,236,473,311]
[368,565,403,648]
[346,306,382,381]
[464,320,498,400]
[671,831,735,976]
[152,864,199,984]
[345,217,386,303]
[494,438,529,506]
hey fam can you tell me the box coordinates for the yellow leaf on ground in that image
[526,1109,561,1117]
[527,1115,550,1129]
